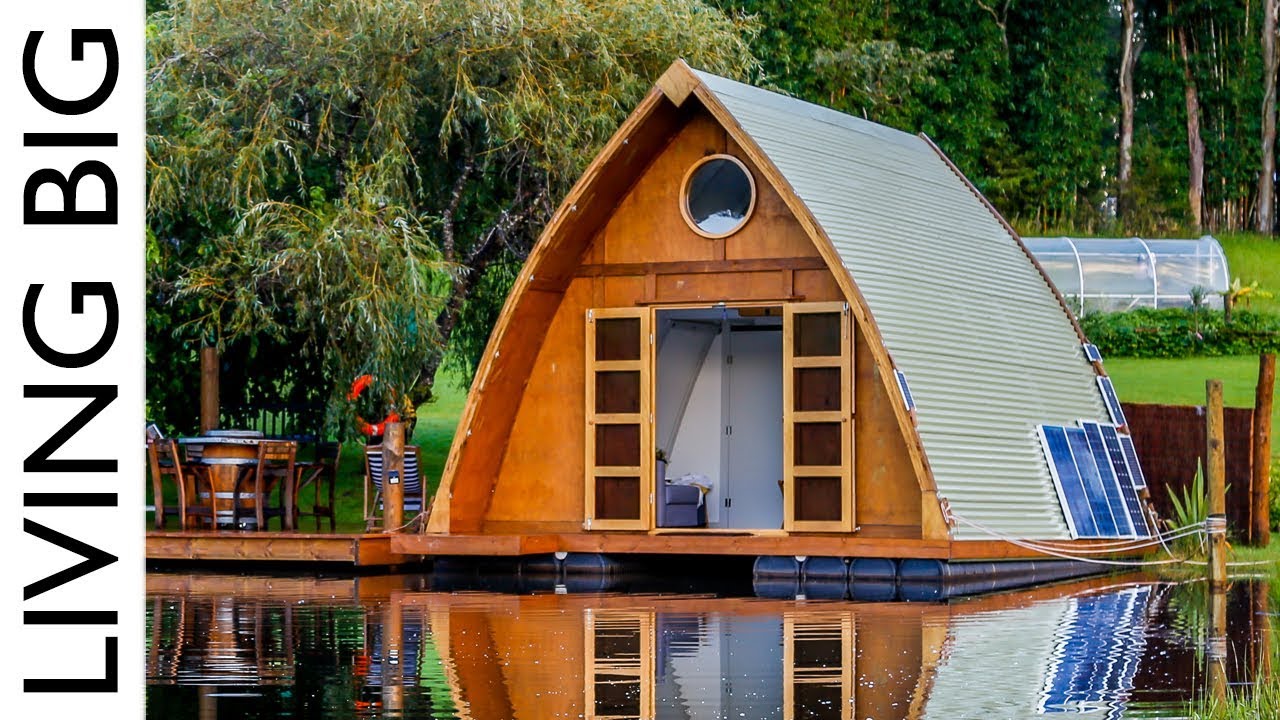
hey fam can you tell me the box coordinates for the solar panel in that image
[1039,426,1097,539]
[1093,423,1150,537]
[1118,435,1146,490]
[894,369,915,411]
[1080,422,1136,537]
[1096,377,1127,427]
[1082,343,1103,363]
[1068,426,1127,537]
[1038,425,1126,538]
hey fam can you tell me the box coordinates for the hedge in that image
[1080,308,1280,358]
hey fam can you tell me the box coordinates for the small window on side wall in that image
[680,154,757,238]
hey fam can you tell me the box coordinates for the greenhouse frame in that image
[1023,236,1230,315]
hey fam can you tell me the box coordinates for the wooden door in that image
[783,302,853,532]
[585,307,652,531]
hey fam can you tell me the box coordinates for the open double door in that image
[584,303,853,532]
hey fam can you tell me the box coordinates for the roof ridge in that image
[689,68,925,151]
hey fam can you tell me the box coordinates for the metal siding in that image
[697,72,1110,540]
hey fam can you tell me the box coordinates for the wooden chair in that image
[293,442,341,531]
[232,440,297,530]
[363,445,427,531]
[147,438,215,530]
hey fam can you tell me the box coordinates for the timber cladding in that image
[1124,402,1254,536]
[468,92,925,535]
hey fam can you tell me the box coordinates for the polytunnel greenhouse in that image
[1023,236,1230,315]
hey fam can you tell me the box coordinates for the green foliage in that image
[1081,307,1280,358]
[1168,461,1208,556]
[812,40,951,127]
[146,0,757,434]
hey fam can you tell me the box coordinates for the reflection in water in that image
[146,574,1271,719]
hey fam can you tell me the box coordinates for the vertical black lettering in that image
[22,30,119,115]
[23,283,118,367]
[23,162,118,224]
[23,385,117,472]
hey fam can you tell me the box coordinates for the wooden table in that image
[179,435,295,530]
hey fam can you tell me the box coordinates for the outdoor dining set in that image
[147,427,340,532]
[146,425,428,533]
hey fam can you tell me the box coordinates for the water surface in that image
[145,572,1273,719]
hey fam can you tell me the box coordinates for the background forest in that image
[145,0,1280,436]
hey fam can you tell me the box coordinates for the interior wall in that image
[666,332,724,525]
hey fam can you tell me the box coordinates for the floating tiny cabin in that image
[406,60,1155,568]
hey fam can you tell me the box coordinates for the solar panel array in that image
[894,369,915,411]
[1037,422,1151,539]
[1096,377,1127,427]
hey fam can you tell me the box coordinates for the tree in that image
[1118,0,1144,218]
[146,0,756,433]
[1261,0,1278,233]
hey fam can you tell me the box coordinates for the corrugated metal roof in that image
[696,70,1111,540]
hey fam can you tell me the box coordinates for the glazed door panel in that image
[585,307,653,531]
[783,303,853,532]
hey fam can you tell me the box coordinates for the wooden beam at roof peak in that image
[656,59,700,107]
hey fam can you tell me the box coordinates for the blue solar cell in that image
[1039,426,1099,538]
[894,369,915,411]
[1080,422,1136,537]
[1119,435,1147,490]
[1097,377,1127,427]
[1082,343,1103,363]
[1066,427,1124,537]
[1098,424,1150,537]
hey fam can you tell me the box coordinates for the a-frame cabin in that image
[404,61,1153,566]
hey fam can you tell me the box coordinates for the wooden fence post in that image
[1253,353,1276,547]
[1207,379,1228,591]
[382,421,405,532]
[199,345,220,433]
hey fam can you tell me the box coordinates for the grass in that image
[1105,355,1279,446]
[1217,232,1280,315]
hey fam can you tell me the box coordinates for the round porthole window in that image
[680,154,757,238]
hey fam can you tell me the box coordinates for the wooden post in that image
[1253,353,1276,547]
[382,421,405,532]
[199,345,220,433]
[1207,379,1230,705]
[1207,379,1228,591]
[1207,586,1228,704]
[381,597,404,713]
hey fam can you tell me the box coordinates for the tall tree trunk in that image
[1261,0,1278,234]
[1118,0,1140,219]
[1178,24,1206,230]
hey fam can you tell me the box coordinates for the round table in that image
[179,435,293,530]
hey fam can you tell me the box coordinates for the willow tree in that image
[146,0,755,433]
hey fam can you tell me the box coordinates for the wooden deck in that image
[146,529,1151,566]
[146,531,415,567]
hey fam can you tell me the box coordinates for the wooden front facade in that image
[426,73,939,551]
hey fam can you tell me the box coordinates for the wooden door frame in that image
[783,302,854,533]
[585,307,654,531]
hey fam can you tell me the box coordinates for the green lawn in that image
[1217,232,1280,315]
[1106,355,1278,461]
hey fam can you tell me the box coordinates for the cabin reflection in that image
[146,574,1272,720]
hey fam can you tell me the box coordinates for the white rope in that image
[950,514,1195,567]
[953,514,1206,557]
[953,513,1279,570]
